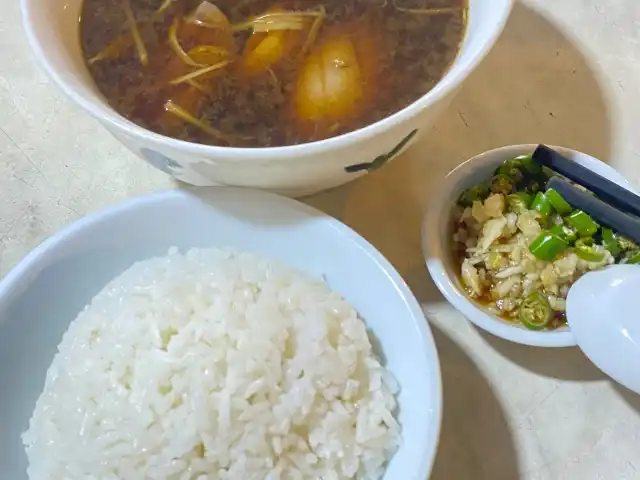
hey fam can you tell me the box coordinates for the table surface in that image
[2,0,640,478]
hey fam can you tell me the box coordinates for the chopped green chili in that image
[625,250,640,264]
[491,174,515,196]
[497,156,524,172]
[545,188,573,215]
[574,238,605,262]
[565,210,598,237]
[529,231,569,261]
[519,291,552,330]
[496,162,524,183]
[507,192,533,213]
[541,166,555,179]
[601,228,621,257]
[526,180,542,194]
[531,192,553,218]
[458,184,490,207]
[518,154,541,175]
[550,224,577,244]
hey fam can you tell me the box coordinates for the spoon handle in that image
[533,145,640,217]
[546,177,640,244]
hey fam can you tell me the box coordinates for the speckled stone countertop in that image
[2,0,640,478]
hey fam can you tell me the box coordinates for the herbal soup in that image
[80,0,467,147]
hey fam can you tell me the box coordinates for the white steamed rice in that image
[22,248,400,479]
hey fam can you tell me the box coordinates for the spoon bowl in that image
[567,264,640,394]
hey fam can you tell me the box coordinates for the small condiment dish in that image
[422,144,635,347]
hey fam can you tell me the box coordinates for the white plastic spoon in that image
[566,264,640,394]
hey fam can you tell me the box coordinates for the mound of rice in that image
[22,248,400,479]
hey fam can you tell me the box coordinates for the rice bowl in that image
[0,187,441,479]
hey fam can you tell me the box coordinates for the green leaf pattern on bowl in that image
[140,148,182,174]
[344,129,418,173]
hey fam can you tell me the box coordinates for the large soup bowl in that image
[21,0,512,197]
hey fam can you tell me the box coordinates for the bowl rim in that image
[0,187,443,479]
[422,144,635,348]
[20,0,513,160]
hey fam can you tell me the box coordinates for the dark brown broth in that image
[80,0,467,147]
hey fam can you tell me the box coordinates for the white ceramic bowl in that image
[423,144,635,348]
[21,0,512,197]
[0,187,441,479]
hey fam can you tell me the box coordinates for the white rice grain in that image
[22,248,400,480]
